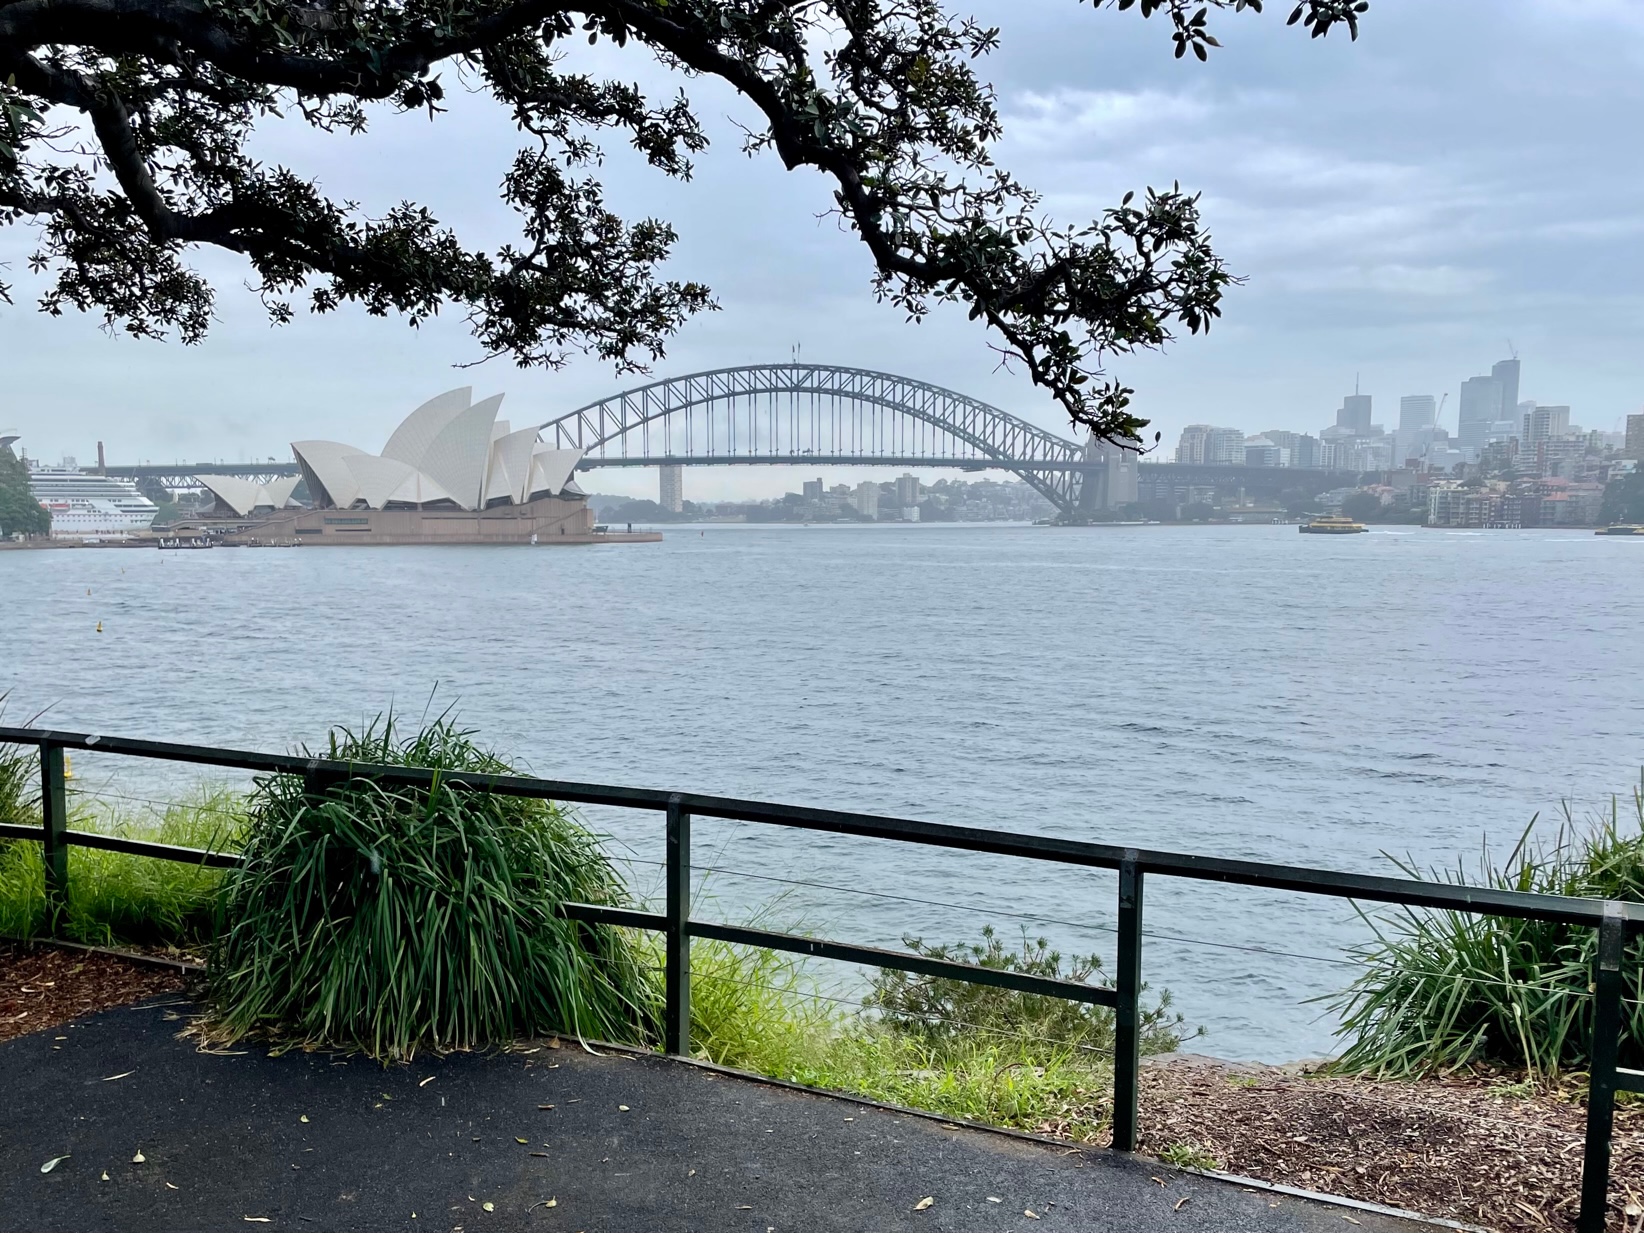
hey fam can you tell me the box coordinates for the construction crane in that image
[1435,392,1448,430]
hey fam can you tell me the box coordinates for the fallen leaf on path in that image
[165,1182,179,1190]
[40,1156,69,1174]
[530,1153,549,1159]
[516,1137,529,1144]
[1340,1219,1360,1227]
[101,1071,135,1082]
[419,1076,435,1087]
[1024,1210,1040,1220]
[300,1115,309,1123]
[1150,1177,1166,1187]
[132,1150,146,1163]
[244,1218,271,1223]
[986,1197,1001,1204]
[914,1197,934,1211]
[1174,1197,1190,1212]
[101,1172,109,1182]
[537,1104,554,1110]
[548,1038,562,1049]
[618,1105,629,1111]
[482,1202,495,1212]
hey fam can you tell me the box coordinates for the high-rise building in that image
[1625,413,1644,460]
[894,474,921,507]
[1206,427,1246,465]
[1491,358,1521,424]
[1522,404,1570,446]
[659,464,684,513]
[1399,395,1436,430]
[802,478,824,502]
[853,481,880,519]
[1337,393,1373,434]
[1175,424,1212,464]
[1458,375,1503,450]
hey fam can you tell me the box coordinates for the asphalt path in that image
[0,998,1431,1232]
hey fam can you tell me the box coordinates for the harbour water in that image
[2,523,1639,1060]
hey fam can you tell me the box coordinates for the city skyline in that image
[2,0,1642,501]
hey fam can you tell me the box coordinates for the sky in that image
[2,0,1641,501]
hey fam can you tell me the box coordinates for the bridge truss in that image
[537,364,1093,513]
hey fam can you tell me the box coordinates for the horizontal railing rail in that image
[0,724,1638,1231]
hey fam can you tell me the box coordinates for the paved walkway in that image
[0,998,1431,1232]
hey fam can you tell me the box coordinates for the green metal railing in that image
[2,724,1640,1230]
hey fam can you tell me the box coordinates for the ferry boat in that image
[1299,515,1368,535]
[1594,524,1644,536]
[26,463,158,540]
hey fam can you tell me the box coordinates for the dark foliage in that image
[0,445,49,536]
[866,925,1194,1056]
[1,0,1364,442]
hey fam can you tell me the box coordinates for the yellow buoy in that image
[63,754,75,781]
[95,621,103,633]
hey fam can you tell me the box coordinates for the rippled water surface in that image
[3,523,1639,1059]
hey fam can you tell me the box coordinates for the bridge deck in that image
[1,997,1430,1232]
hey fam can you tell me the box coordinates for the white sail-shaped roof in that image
[288,390,584,515]
[411,393,503,509]
[292,441,369,509]
[527,446,584,500]
[342,454,458,509]
[380,389,472,471]
[486,426,541,505]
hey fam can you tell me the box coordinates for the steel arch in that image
[536,364,1088,512]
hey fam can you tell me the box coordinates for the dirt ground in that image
[0,941,187,1045]
[1128,1054,1643,1233]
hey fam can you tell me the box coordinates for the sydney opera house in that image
[198,389,641,545]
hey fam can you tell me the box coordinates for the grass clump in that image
[1330,785,1644,1077]
[686,924,1193,1139]
[0,780,239,951]
[208,715,656,1059]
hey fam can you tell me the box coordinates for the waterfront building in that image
[1399,395,1436,431]
[801,477,824,503]
[895,473,921,507]
[1174,424,1211,464]
[1625,413,1644,460]
[659,464,684,513]
[1174,423,1247,465]
[187,388,622,545]
[26,460,158,539]
[853,481,880,519]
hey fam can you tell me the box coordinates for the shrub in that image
[867,925,1195,1058]
[1330,785,1644,1077]
[208,715,657,1058]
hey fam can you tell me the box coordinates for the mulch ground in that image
[1129,1054,1644,1233]
[0,941,187,1045]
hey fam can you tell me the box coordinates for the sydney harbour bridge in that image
[106,363,1362,517]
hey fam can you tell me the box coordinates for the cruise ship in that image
[26,461,159,539]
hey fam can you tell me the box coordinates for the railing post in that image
[40,742,69,932]
[664,794,691,1056]
[1577,903,1627,1233]
[1112,852,1144,1152]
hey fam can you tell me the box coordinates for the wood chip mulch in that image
[0,941,188,1044]
[1117,1054,1644,1233]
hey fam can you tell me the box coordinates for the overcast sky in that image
[2,0,1640,500]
